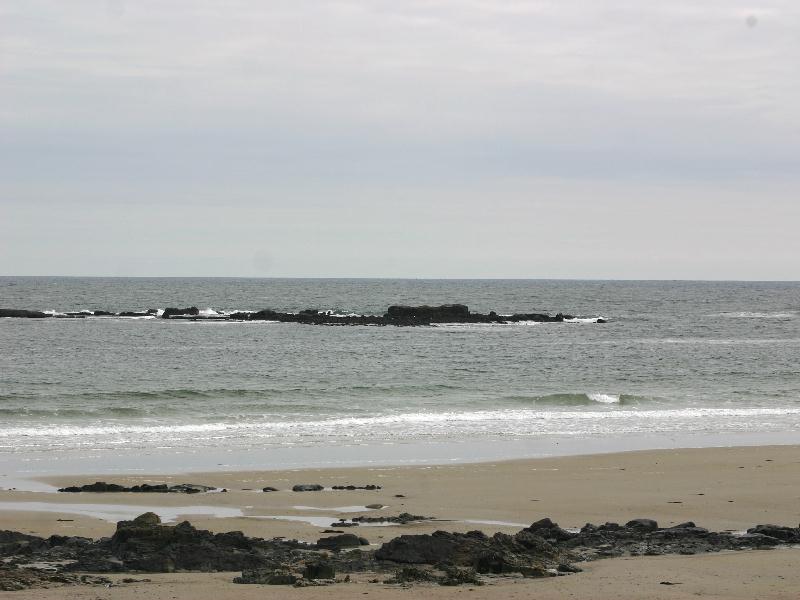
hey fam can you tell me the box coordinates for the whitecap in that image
[588,393,621,404]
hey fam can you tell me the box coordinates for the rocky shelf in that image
[0,512,798,590]
[1,304,606,326]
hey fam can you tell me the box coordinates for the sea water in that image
[1,277,798,476]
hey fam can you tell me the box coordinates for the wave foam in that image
[588,393,621,404]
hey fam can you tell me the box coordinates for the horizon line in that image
[2,275,799,283]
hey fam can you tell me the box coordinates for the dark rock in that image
[58,482,214,494]
[93,310,114,316]
[524,518,576,542]
[303,562,335,580]
[234,568,298,585]
[316,534,367,551]
[162,307,200,319]
[374,529,563,576]
[746,524,800,541]
[293,484,324,492]
[0,309,50,318]
[331,484,382,490]
[625,519,658,531]
[262,487,279,492]
[351,513,431,525]
[385,304,470,322]
[439,565,483,586]
[58,481,126,493]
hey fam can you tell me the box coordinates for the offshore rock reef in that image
[0,513,798,590]
[0,304,605,325]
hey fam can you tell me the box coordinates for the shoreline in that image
[0,444,796,537]
[3,430,799,483]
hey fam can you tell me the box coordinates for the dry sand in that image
[1,444,798,598]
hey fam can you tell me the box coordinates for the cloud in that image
[0,1,798,277]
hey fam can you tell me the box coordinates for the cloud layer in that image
[1,1,798,277]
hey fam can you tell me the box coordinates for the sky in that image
[1,1,798,279]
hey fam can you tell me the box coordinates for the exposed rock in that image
[351,513,431,525]
[385,304,470,322]
[331,484,382,490]
[4,304,598,326]
[0,566,110,591]
[1,513,795,588]
[292,484,324,492]
[262,487,279,492]
[316,534,369,551]
[746,524,800,541]
[0,309,50,318]
[234,568,298,585]
[625,518,659,531]
[162,307,200,319]
[303,561,335,580]
[374,529,563,577]
[58,482,216,494]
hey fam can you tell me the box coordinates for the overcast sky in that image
[1,1,798,279]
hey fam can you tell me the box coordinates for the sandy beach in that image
[1,444,798,598]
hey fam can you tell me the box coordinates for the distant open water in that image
[1,278,799,471]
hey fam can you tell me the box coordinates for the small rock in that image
[293,484,324,492]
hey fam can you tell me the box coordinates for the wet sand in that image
[0,444,798,598]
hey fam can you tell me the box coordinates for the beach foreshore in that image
[1,445,798,599]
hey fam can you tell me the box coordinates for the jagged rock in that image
[293,484,324,492]
[2,513,798,586]
[524,518,576,542]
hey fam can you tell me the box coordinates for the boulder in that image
[625,519,659,531]
[746,524,800,541]
[292,484,324,492]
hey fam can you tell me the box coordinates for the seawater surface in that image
[1,278,799,474]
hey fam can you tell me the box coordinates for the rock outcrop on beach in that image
[58,482,216,494]
[2,513,794,588]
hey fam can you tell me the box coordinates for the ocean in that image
[1,277,799,476]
